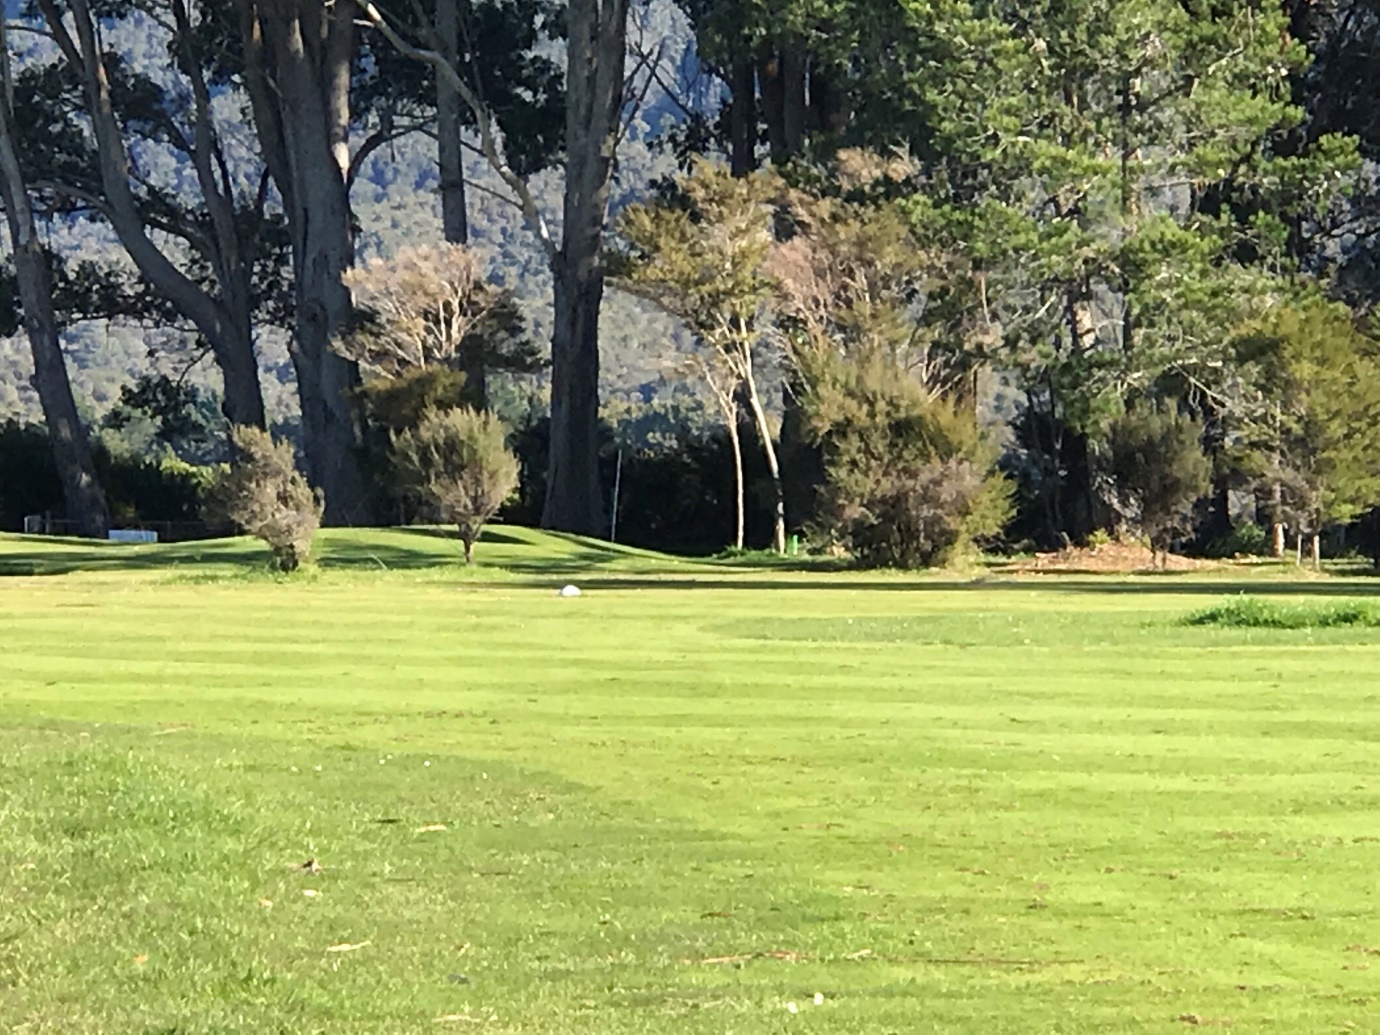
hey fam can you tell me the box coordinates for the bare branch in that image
[355,1,558,262]
[347,115,432,188]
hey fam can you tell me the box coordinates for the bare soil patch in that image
[1013,541,1218,574]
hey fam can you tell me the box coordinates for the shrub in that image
[1107,406,1211,564]
[358,366,470,435]
[98,451,223,526]
[1203,521,1270,559]
[796,344,1011,568]
[210,426,323,571]
[837,456,1003,568]
[0,420,63,530]
[391,407,519,563]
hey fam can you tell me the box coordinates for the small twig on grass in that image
[325,940,371,953]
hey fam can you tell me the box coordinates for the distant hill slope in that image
[0,0,718,445]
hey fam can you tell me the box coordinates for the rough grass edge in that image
[1184,596,1380,629]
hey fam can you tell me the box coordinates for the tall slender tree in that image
[28,0,270,436]
[233,0,371,522]
[360,0,631,536]
[617,162,787,552]
[361,0,563,408]
[0,17,107,536]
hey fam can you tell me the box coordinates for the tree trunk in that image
[544,263,605,533]
[541,0,629,536]
[217,327,267,431]
[237,0,370,524]
[435,0,486,408]
[758,51,786,159]
[1270,481,1286,557]
[808,62,849,135]
[1057,286,1098,544]
[741,367,786,554]
[40,0,267,435]
[0,35,107,537]
[282,149,368,523]
[729,54,757,177]
[436,0,469,249]
[463,534,475,564]
[727,412,744,550]
[781,44,807,156]
[1059,429,1095,544]
[1312,532,1321,570]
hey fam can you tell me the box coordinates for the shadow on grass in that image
[5,527,1379,596]
[321,527,673,575]
[0,537,259,577]
[0,527,702,579]
[507,575,1380,597]
[389,526,529,546]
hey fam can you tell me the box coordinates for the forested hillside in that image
[0,0,707,435]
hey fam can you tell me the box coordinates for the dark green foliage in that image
[391,407,519,562]
[614,430,778,554]
[210,427,323,572]
[1107,407,1212,560]
[0,420,64,530]
[95,451,221,529]
[0,252,167,334]
[1202,522,1271,560]
[102,374,219,457]
[798,344,1010,568]
[360,0,566,177]
[498,419,781,554]
[1186,597,1380,629]
[0,420,220,533]
[1229,301,1380,534]
[358,367,471,436]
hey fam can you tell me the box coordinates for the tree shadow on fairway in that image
[4,721,931,1031]
[393,526,529,546]
[523,575,1380,597]
[5,526,1378,597]
[0,535,263,577]
[320,526,691,576]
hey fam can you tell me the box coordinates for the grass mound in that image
[1185,595,1380,628]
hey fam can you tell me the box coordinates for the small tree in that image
[846,457,1006,569]
[391,407,518,563]
[335,242,538,401]
[211,426,324,572]
[1231,303,1380,567]
[616,162,788,554]
[1107,407,1212,566]
[767,153,983,402]
[798,342,1010,568]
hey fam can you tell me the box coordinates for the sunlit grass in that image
[3,529,1380,1032]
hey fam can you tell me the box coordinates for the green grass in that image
[1187,596,1380,629]
[3,528,1380,1032]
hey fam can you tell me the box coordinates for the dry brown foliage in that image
[212,426,323,571]
[337,243,503,379]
